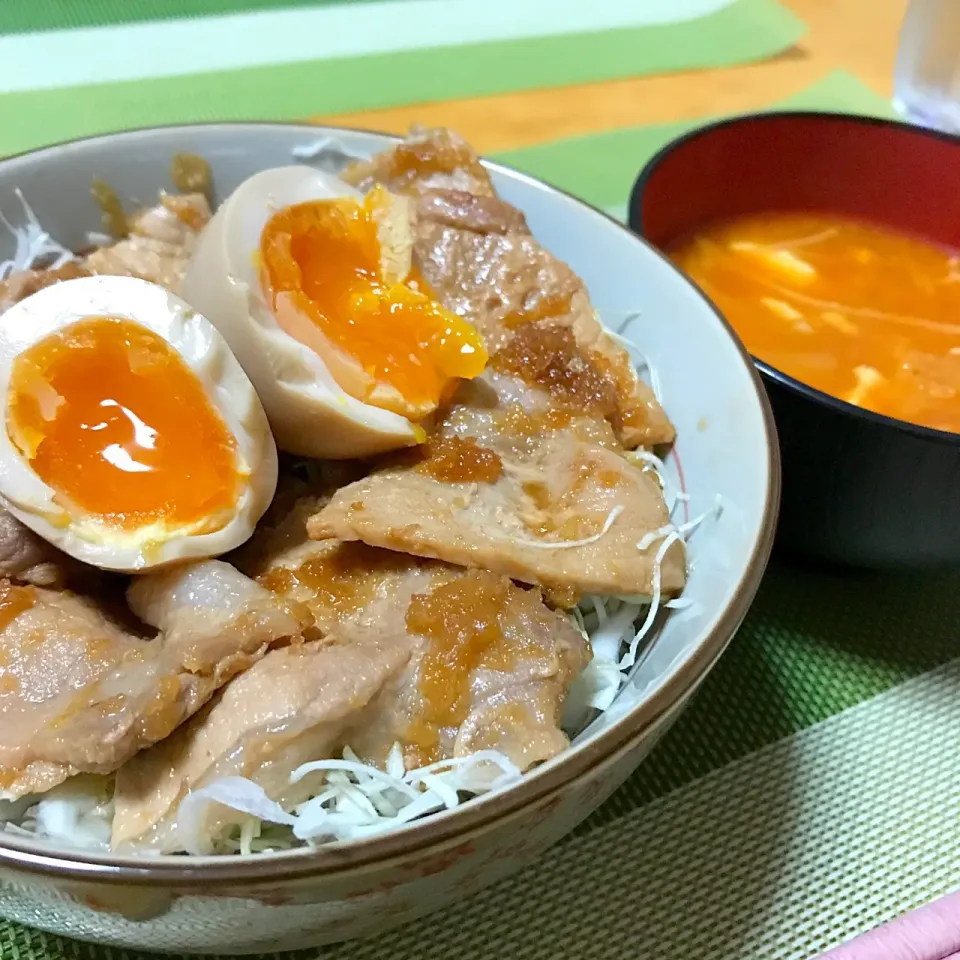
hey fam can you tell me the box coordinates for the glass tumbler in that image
[893,0,960,133]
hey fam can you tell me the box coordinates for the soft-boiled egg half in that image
[0,275,277,572]
[181,166,487,459]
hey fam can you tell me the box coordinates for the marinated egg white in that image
[0,275,277,572]
[181,166,487,460]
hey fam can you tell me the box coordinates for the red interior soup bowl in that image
[630,112,960,569]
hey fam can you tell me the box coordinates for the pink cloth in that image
[819,890,960,960]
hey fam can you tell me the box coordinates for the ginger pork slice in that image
[111,633,412,852]
[343,126,673,449]
[114,506,589,853]
[243,482,590,774]
[309,358,685,602]
[0,192,212,315]
[0,262,91,315]
[344,126,496,199]
[308,434,684,601]
[0,560,304,801]
[321,129,684,597]
[84,192,211,294]
[0,506,95,589]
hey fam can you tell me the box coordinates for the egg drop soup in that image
[670,213,960,434]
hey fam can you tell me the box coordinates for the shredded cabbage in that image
[0,776,113,850]
[0,190,74,281]
[176,749,521,855]
[505,505,624,550]
[290,136,362,175]
[563,463,722,730]
[609,311,664,403]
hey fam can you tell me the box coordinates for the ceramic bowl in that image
[630,111,960,569]
[0,123,778,954]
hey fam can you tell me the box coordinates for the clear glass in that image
[893,0,960,132]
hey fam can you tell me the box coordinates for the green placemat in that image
[1,0,399,31]
[494,70,898,220]
[0,0,805,156]
[0,0,804,43]
[5,70,955,960]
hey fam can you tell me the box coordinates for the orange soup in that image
[670,212,960,433]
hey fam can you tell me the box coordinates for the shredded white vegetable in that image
[291,136,362,175]
[628,448,689,515]
[0,190,74,281]
[505,505,624,550]
[564,465,722,729]
[619,530,681,670]
[607,311,665,404]
[1,776,113,850]
[176,749,522,855]
[636,522,678,552]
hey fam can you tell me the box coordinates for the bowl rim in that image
[0,120,780,885]
[629,109,960,448]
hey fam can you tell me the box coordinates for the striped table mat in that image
[0,0,803,157]
[493,70,899,221]
[2,3,956,958]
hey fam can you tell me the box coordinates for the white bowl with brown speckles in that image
[0,123,779,954]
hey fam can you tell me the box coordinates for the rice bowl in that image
[0,123,777,953]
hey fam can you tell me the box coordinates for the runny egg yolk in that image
[6,316,241,532]
[259,187,487,414]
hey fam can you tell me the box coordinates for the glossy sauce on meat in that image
[493,323,619,418]
[415,435,503,483]
[314,130,685,601]
[0,583,36,696]
[0,582,34,629]
[405,570,550,763]
[259,541,410,625]
[0,561,303,800]
[352,134,492,197]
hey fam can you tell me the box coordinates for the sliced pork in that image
[0,507,92,588]
[0,561,304,800]
[306,130,684,599]
[84,192,211,293]
[344,127,673,448]
[0,192,211,315]
[112,489,590,853]
[0,262,91,315]
[344,127,495,199]
[245,501,590,771]
[111,633,410,851]
[310,367,685,601]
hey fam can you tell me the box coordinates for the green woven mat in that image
[4,66,954,960]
